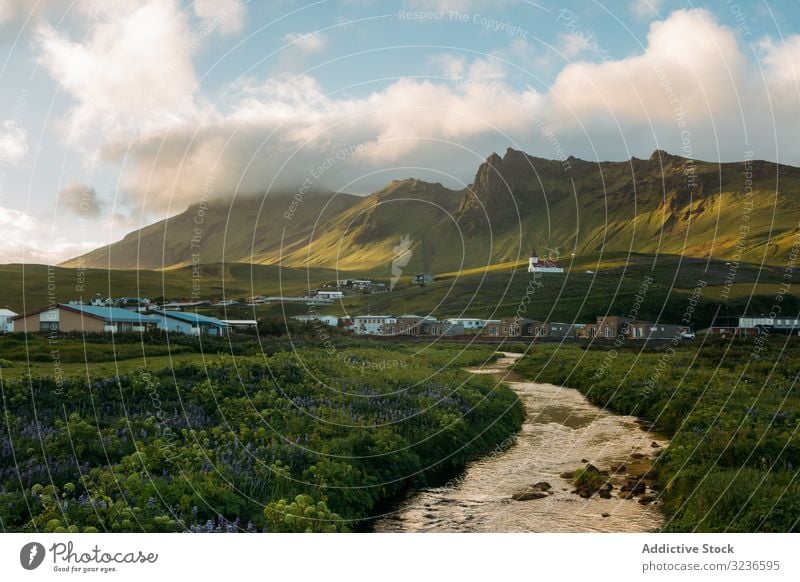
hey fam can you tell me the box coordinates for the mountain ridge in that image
[62,149,800,273]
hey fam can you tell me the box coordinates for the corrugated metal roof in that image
[160,310,231,326]
[68,304,161,323]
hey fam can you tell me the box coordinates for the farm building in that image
[0,308,18,333]
[626,321,684,339]
[522,320,551,337]
[421,320,464,337]
[12,304,160,334]
[352,315,395,335]
[548,322,584,338]
[384,315,427,336]
[444,318,489,330]
[154,311,232,336]
[315,291,344,300]
[583,316,632,339]
[484,317,533,337]
[292,315,339,327]
[222,319,258,331]
[739,316,800,335]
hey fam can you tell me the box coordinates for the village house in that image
[12,304,160,334]
[153,311,232,336]
[583,316,632,339]
[421,320,465,337]
[626,320,684,339]
[352,315,395,335]
[580,316,686,340]
[292,314,339,327]
[335,279,382,293]
[700,325,758,337]
[89,294,113,307]
[115,297,152,310]
[444,317,489,330]
[483,317,533,337]
[548,322,584,338]
[523,320,551,337]
[739,316,800,335]
[315,290,345,300]
[383,315,427,336]
[221,319,258,331]
[161,300,212,310]
[0,308,18,333]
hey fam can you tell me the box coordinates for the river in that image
[374,352,668,532]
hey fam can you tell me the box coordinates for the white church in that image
[528,245,564,273]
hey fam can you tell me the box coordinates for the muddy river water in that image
[374,353,668,533]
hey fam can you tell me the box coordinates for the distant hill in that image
[62,149,800,273]
[0,263,339,314]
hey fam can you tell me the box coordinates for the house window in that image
[39,321,59,332]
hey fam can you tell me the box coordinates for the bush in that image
[0,343,522,532]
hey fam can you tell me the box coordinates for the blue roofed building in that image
[12,304,161,334]
[155,310,232,336]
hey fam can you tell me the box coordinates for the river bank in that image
[374,353,668,532]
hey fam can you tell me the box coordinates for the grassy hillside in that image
[59,149,800,274]
[0,263,340,313]
[513,340,800,532]
[6,251,795,328]
[309,253,798,328]
[61,192,361,271]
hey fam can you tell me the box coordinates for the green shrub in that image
[514,339,800,532]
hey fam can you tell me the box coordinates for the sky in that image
[0,0,799,264]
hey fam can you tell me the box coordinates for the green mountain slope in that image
[62,192,361,271]
[62,149,800,273]
[0,263,339,313]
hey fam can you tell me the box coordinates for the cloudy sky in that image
[0,0,798,264]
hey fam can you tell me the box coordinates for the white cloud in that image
[193,0,245,35]
[0,120,28,163]
[560,32,592,58]
[0,206,101,264]
[427,54,467,79]
[547,9,746,122]
[0,206,35,231]
[0,0,46,25]
[758,35,800,86]
[283,31,327,54]
[630,0,665,20]
[35,0,203,153]
[36,6,800,223]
